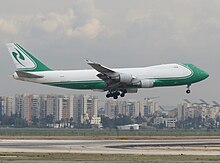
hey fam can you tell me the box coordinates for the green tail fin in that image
[7,43,52,72]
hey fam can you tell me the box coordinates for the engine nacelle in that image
[135,79,154,88]
[113,73,133,83]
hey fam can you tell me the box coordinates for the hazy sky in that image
[0,0,218,105]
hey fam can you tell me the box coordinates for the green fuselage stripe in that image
[44,80,106,90]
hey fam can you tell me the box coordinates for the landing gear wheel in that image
[106,94,111,98]
[113,95,118,99]
[186,84,191,94]
[120,89,127,98]
[106,90,126,99]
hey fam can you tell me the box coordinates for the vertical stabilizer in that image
[6,43,52,72]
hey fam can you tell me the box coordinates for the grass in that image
[0,153,220,161]
[0,128,220,137]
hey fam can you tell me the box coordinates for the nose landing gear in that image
[186,84,191,94]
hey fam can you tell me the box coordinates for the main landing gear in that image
[186,84,191,94]
[106,90,127,99]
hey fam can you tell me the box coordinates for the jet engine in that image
[134,79,154,88]
[112,73,134,83]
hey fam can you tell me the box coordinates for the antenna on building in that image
[199,99,208,105]
[212,101,220,107]
[183,99,191,103]
[159,105,165,111]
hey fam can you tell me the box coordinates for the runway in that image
[0,139,220,155]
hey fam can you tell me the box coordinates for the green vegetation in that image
[0,128,220,137]
[101,115,133,128]
[0,114,28,127]
[0,153,220,162]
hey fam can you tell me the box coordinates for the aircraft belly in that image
[43,80,106,90]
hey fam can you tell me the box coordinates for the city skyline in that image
[1,92,219,109]
[0,0,217,105]
[1,93,220,129]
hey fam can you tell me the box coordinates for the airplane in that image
[6,43,209,99]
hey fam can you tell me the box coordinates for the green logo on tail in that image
[12,49,25,66]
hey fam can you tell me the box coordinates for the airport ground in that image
[1,153,220,163]
[0,128,220,162]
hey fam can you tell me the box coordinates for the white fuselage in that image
[14,63,192,84]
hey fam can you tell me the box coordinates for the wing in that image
[86,60,138,89]
[86,60,119,77]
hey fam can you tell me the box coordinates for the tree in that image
[46,114,54,124]
[32,116,39,126]
[114,114,132,126]
[101,115,133,129]
[0,114,28,127]
[135,116,146,124]
[101,115,114,128]
[70,117,74,126]
[207,118,215,128]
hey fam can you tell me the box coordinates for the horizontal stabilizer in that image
[16,71,43,78]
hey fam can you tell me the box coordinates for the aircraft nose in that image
[199,69,209,80]
[202,70,209,79]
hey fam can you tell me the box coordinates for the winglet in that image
[85,59,95,65]
[85,59,90,63]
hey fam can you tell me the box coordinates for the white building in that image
[58,96,68,120]
[117,124,139,130]
[90,116,101,127]
[105,100,144,118]
[32,95,40,118]
[21,94,33,124]
[1,96,14,116]
[163,118,177,128]
[46,95,59,121]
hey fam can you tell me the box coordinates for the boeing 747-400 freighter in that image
[7,43,209,99]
